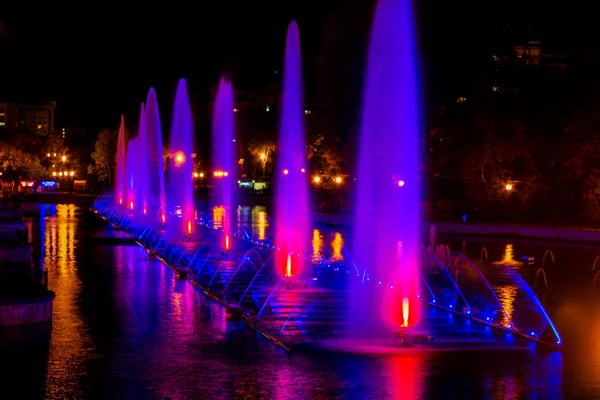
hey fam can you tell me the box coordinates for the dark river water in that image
[0,204,597,399]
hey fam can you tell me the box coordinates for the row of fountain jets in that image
[114,0,426,328]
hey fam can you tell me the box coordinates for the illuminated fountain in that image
[125,137,139,212]
[136,103,148,217]
[115,115,126,206]
[349,0,421,338]
[167,79,195,236]
[144,88,167,222]
[274,21,310,278]
[211,78,236,250]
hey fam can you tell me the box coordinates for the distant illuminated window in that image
[456,97,467,103]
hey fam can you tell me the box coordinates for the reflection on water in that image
[43,204,98,399]
[2,208,592,397]
[495,284,518,325]
[331,232,344,261]
[312,229,323,262]
[494,244,524,267]
[212,205,226,229]
[252,206,268,240]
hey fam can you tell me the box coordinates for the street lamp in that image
[335,176,342,184]
[313,176,320,183]
[505,183,513,191]
[61,155,66,162]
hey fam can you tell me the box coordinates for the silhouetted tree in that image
[91,129,117,183]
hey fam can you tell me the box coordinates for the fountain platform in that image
[91,190,561,353]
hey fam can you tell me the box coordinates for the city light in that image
[506,183,513,191]
[301,168,305,173]
[313,176,320,183]
[61,155,66,162]
[174,152,185,166]
[283,169,289,175]
[213,170,228,177]
[398,180,405,187]
[335,176,342,184]
[260,153,266,160]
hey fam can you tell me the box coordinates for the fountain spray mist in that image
[275,21,310,278]
[211,78,235,249]
[167,79,195,235]
[350,0,421,336]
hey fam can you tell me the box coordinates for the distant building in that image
[513,41,542,66]
[0,101,56,135]
[0,102,19,130]
[17,101,56,136]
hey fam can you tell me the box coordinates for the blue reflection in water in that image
[0,207,581,399]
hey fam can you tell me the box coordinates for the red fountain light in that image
[161,213,166,223]
[285,253,292,277]
[143,208,147,215]
[187,220,192,235]
[119,197,123,205]
[225,235,230,250]
[402,297,409,327]
[129,201,134,210]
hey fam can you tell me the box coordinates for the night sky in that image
[1,0,598,134]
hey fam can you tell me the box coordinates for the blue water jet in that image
[274,21,310,277]
[145,88,167,221]
[350,0,422,337]
[167,79,195,235]
[211,78,236,248]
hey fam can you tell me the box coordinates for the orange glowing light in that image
[313,176,320,183]
[129,201,134,210]
[119,198,123,205]
[286,253,292,277]
[224,171,228,176]
[335,176,342,184]
[283,169,289,175]
[398,180,405,187]
[187,220,192,235]
[301,168,305,173]
[161,214,166,223]
[225,235,230,250]
[402,297,409,327]
[143,208,147,215]
[174,152,185,165]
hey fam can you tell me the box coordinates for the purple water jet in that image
[125,137,139,212]
[145,88,167,221]
[115,115,126,206]
[211,78,236,249]
[350,0,422,337]
[167,79,195,235]
[274,21,310,278]
[136,103,148,217]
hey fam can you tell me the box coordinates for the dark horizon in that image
[1,0,600,133]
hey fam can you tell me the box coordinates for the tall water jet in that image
[350,0,421,337]
[125,138,139,212]
[167,79,195,235]
[145,88,167,222]
[274,21,309,277]
[136,103,148,217]
[211,78,235,249]
[115,114,126,206]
